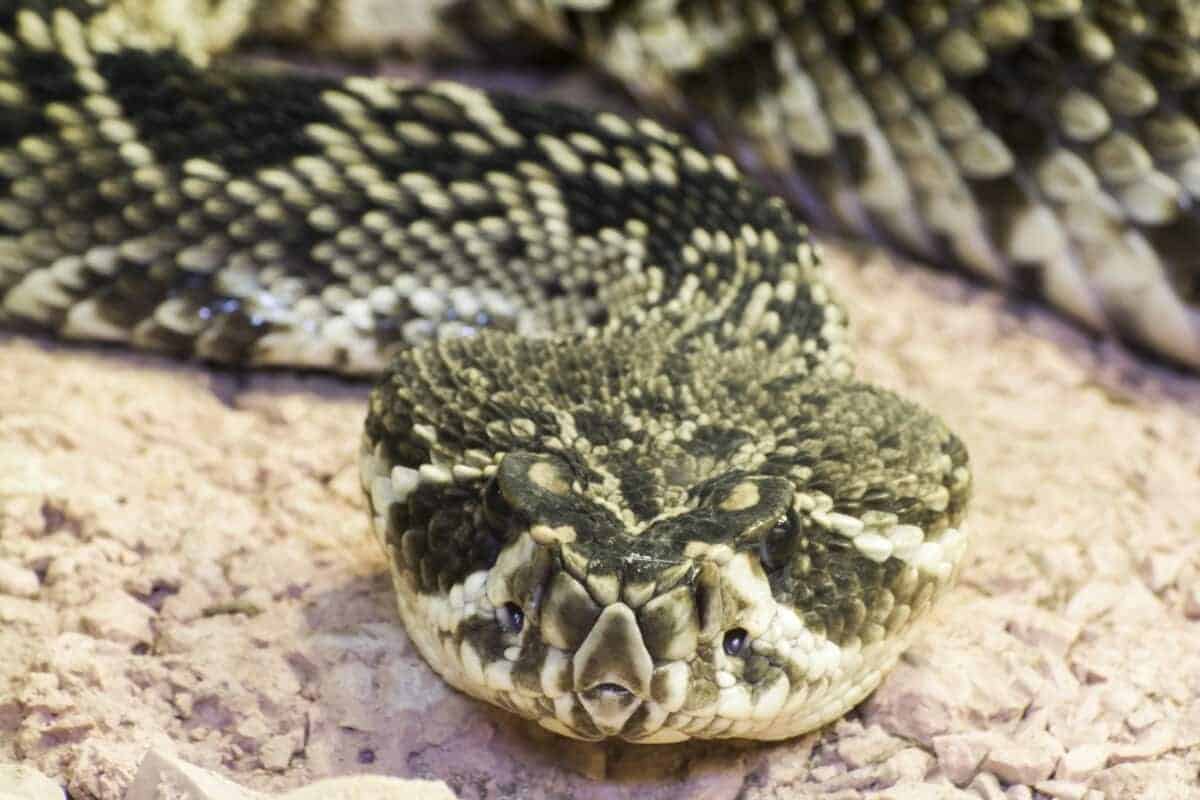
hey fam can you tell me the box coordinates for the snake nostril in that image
[594,682,632,696]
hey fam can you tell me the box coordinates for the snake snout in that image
[572,602,654,734]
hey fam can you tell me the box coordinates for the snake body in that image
[12,0,1145,743]
[552,0,1200,370]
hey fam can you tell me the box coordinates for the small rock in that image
[1016,708,1053,739]
[881,748,934,783]
[125,750,261,800]
[79,590,155,646]
[864,620,1041,746]
[0,763,65,800]
[0,596,47,627]
[1090,761,1199,799]
[1055,743,1110,781]
[809,765,841,782]
[0,560,39,598]
[1107,580,1166,622]
[1125,705,1161,732]
[932,732,991,786]
[17,672,72,714]
[872,783,975,800]
[968,773,1005,800]
[284,775,457,800]
[0,448,62,497]
[1034,779,1088,800]
[125,750,457,800]
[236,715,271,741]
[1140,552,1183,593]
[240,587,274,612]
[1049,688,1108,748]
[837,724,907,769]
[980,730,1064,785]
[1109,722,1176,763]
[758,733,818,784]
[1003,607,1080,658]
[1101,684,1141,716]
[1063,581,1121,622]
[172,690,194,716]
[259,733,299,772]
[1005,785,1033,800]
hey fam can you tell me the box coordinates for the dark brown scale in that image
[95,51,343,173]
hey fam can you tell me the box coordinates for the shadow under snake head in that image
[361,335,971,742]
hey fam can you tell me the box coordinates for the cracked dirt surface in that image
[2,239,1199,799]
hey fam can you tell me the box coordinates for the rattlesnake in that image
[14,0,1195,743]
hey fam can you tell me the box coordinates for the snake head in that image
[364,373,971,742]
[443,452,804,742]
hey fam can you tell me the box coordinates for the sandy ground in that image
[2,238,1198,799]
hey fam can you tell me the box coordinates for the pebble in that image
[1002,607,1080,658]
[872,784,975,799]
[0,764,65,800]
[1033,779,1088,800]
[880,748,934,783]
[1139,552,1183,593]
[259,733,299,772]
[836,724,907,768]
[125,750,456,799]
[1125,705,1161,732]
[968,773,1005,800]
[1063,581,1120,622]
[78,590,155,646]
[1090,761,1198,797]
[0,560,39,598]
[979,730,1064,785]
[932,732,991,786]
[1109,722,1176,763]
[809,764,841,782]
[1005,785,1033,800]
[286,775,457,800]
[1055,743,1110,780]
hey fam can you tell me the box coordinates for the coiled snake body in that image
[16,0,1198,742]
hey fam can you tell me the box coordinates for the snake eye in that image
[723,627,748,656]
[498,602,525,633]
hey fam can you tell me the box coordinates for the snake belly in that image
[0,1,971,741]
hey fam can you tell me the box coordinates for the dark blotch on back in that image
[0,49,84,147]
[94,50,341,174]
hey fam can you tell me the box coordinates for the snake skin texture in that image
[0,1,976,741]
[235,0,1200,368]
[509,0,1200,369]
